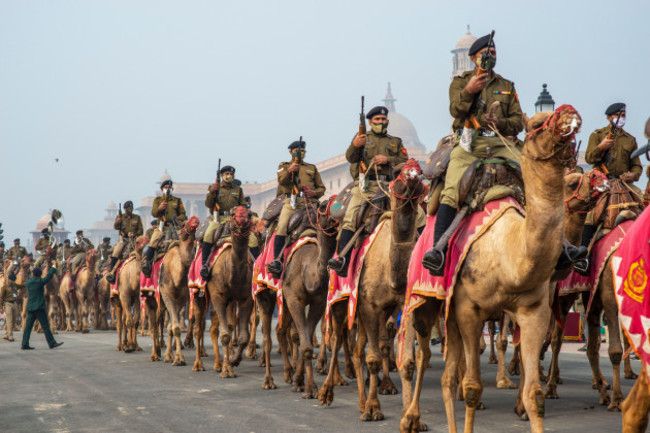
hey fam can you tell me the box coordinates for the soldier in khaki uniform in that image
[0,242,5,274]
[96,237,112,272]
[32,232,53,270]
[143,179,187,276]
[1,273,19,341]
[56,239,72,277]
[200,165,247,280]
[106,201,143,283]
[7,238,29,274]
[69,230,94,281]
[267,140,326,278]
[328,106,409,277]
[145,219,157,241]
[422,34,525,276]
[576,103,643,274]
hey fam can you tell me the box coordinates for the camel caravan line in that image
[4,108,650,433]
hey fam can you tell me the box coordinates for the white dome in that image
[454,26,476,51]
[388,112,425,153]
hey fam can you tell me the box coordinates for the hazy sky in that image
[1,0,649,245]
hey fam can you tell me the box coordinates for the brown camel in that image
[116,236,148,353]
[59,251,97,333]
[192,208,252,377]
[320,160,425,421]
[622,368,650,433]
[156,217,199,366]
[272,200,338,397]
[16,257,32,331]
[94,273,111,330]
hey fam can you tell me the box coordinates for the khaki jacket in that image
[585,126,642,180]
[345,130,408,180]
[151,194,187,225]
[277,161,326,199]
[205,182,246,214]
[113,213,144,238]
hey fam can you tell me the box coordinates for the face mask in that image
[223,173,234,183]
[371,122,387,134]
[477,53,496,71]
[300,150,306,159]
[164,188,171,196]
[612,116,626,128]
[126,208,133,215]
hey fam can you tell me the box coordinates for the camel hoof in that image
[508,363,520,376]
[318,384,334,406]
[229,355,242,367]
[124,347,135,353]
[497,379,518,390]
[283,368,294,384]
[135,346,143,352]
[302,386,318,399]
[115,345,123,352]
[164,355,173,363]
[625,371,638,380]
[607,397,623,412]
[315,360,327,375]
[399,413,424,433]
[600,393,611,406]
[213,363,222,373]
[488,355,498,364]
[192,361,205,372]
[477,402,486,410]
[333,375,348,387]
[245,343,257,360]
[345,365,356,379]
[200,349,208,358]
[378,379,399,395]
[82,329,89,334]
[361,409,384,422]
[545,386,559,399]
[258,358,266,368]
[262,376,276,390]
[220,367,236,378]
[184,339,195,349]
[149,354,161,362]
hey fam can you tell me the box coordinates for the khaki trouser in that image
[441,136,521,209]
[416,205,426,230]
[342,180,382,231]
[204,215,230,245]
[3,301,17,339]
[149,227,165,249]
[111,238,125,259]
[248,233,258,248]
[33,253,47,269]
[276,197,319,236]
[69,253,85,273]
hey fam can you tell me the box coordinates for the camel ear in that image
[526,111,552,133]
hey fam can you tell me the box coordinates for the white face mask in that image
[612,116,625,128]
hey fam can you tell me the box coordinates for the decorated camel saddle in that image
[611,206,650,385]
[253,199,336,325]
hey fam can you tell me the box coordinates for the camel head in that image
[179,216,200,241]
[564,169,609,214]
[229,206,253,240]
[314,196,340,238]
[135,235,149,252]
[390,158,425,204]
[525,105,582,167]
[85,249,97,267]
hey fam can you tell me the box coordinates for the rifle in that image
[290,136,303,209]
[464,30,496,131]
[573,139,582,166]
[599,113,623,175]
[117,202,125,237]
[358,96,369,192]
[214,158,222,222]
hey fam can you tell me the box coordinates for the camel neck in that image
[388,199,418,292]
[564,211,587,246]
[316,233,337,279]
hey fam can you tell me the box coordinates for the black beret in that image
[76,230,83,235]
[124,200,134,208]
[40,229,48,235]
[605,103,625,115]
[160,179,173,189]
[33,268,43,277]
[220,165,235,174]
[288,140,306,150]
[151,219,158,226]
[14,238,20,243]
[103,237,110,243]
[366,106,389,119]
[63,239,70,244]
[469,33,496,56]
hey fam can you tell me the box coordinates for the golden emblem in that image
[623,258,647,303]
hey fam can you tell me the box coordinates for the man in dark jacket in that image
[21,263,64,350]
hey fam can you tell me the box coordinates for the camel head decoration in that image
[85,249,98,269]
[135,235,149,253]
[179,216,200,241]
[389,158,425,234]
[564,169,609,214]
[525,104,582,166]
[229,206,253,241]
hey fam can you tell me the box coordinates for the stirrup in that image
[267,260,283,279]
[573,258,590,276]
[142,262,152,278]
[200,264,211,281]
[328,257,348,278]
[422,249,445,277]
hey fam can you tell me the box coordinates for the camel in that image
[319,160,425,421]
[272,200,338,397]
[156,217,199,366]
[191,208,252,377]
[94,273,111,330]
[622,368,650,433]
[16,257,32,331]
[59,252,97,333]
[115,236,148,352]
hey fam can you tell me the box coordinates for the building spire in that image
[383,82,396,112]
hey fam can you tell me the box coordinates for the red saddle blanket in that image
[558,220,633,315]
[326,220,388,332]
[140,258,164,300]
[110,256,135,297]
[252,233,316,326]
[397,197,523,367]
[188,243,233,293]
[611,208,650,386]
[63,266,86,290]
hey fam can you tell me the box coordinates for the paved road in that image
[0,323,638,433]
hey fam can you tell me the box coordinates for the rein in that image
[303,195,339,237]
[523,104,581,167]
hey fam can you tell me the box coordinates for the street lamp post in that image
[535,83,555,113]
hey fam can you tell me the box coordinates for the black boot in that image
[422,204,457,276]
[328,229,355,278]
[142,246,155,277]
[267,235,286,278]
[249,246,260,260]
[574,225,596,276]
[70,267,77,282]
[105,257,119,284]
[556,240,588,272]
[200,242,213,281]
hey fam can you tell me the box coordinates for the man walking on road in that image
[21,262,64,350]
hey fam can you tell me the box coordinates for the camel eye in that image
[568,181,579,189]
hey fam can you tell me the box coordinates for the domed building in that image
[451,26,477,77]
[384,82,427,156]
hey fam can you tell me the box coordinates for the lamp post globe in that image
[535,83,555,113]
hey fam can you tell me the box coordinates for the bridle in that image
[524,104,582,167]
[564,171,609,214]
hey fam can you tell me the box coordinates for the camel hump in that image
[329,182,355,221]
[423,135,454,180]
[262,194,287,223]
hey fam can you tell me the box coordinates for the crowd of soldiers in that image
[1,32,646,347]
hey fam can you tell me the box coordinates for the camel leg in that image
[184,308,195,349]
[602,283,625,411]
[132,296,142,351]
[514,305,550,433]
[192,296,207,371]
[488,321,497,364]
[342,325,356,380]
[318,302,347,406]
[112,298,124,351]
[623,337,638,380]
[545,294,575,399]
[120,295,136,352]
[257,290,277,389]
[400,299,438,433]
[179,303,188,333]
[231,298,253,368]
[208,311,222,372]
[441,312,461,433]
[47,295,58,335]
[455,305,485,433]
[144,295,160,361]
[357,303,383,422]
[292,295,325,399]
[62,294,74,332]
[246,303,259,360]
[496,315,517,390]
[586,301,611,405]
[378,314,399,396]
[621,368,650,433]
[508,344,521,376]
[315,318,328,374]
[213,296,235,377]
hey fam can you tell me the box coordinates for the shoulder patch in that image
[401,148,408,156]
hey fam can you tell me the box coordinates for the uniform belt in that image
[215,210,231,216]
[365,174,388,181]
[456,128,497,137]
